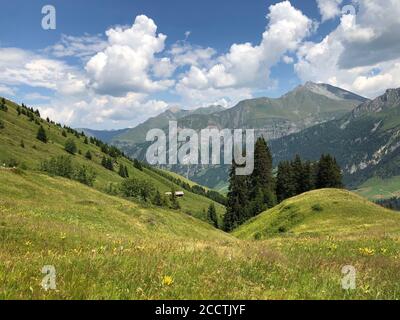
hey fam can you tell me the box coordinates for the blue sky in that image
[0,0,399,129]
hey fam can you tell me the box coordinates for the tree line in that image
[223,137,343,231]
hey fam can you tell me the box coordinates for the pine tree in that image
[223,161,250,231]
[248,137,276,215]
[118,164,128,178]
[84,137,89,144]
[207,203,218,228]
[153,190,164,207]
[133,159,143,171]
[36,125,48,143]
[276,161,296,202]
[316,154,343,189]
[124,165,129,178]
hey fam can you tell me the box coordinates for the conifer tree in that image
[207,203,219,228]
[223,161,250,231]
[248,137,276,216]
[36,125,48,143]
[316,154,343,189]
[276,161,296,202]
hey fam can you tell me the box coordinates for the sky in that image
[0,0,400,129]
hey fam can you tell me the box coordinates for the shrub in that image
[40,155,97,186]
[40,155,73,178]
[311,204,323,212]
[73,165,96,187]
[36,125,48,143]
[85,150,92,160]
[120,178,156,202]
[64,138,77,155]
[0,119,4,129]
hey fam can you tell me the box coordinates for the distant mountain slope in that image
[88,82,366,188]
[0,98,225,222]
[233,189,400,240]
[271,88,400,188]
[109,105,225,146]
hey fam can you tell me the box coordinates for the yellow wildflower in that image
[162,275,174,286]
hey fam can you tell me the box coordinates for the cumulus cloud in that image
[316,0,343,22]
[85,15,174,96]
[175,1,313,106]
[0,47,87,96]
[295,1,400,98]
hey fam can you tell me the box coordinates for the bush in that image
[73,165,97,187]
[40,155,97,186]
[85,150,92,160]
[40,155,73,178]
[120,178,156,202]
[65,138,77,155]
[0,119,4,129]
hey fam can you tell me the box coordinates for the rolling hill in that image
[233,189,400,240]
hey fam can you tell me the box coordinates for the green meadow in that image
[1,99,400,299]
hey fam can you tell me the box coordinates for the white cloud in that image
[85,15,174,96]
[175,1,313,106]
[0,85,16,96]
[295,1,400,98]
[316,0,343,22]
[45,34,107,60]
[0,47,87,96]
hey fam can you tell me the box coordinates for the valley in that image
[2,96,400,299]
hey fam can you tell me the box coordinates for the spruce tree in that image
[36,125,48,143]
[118,164,128,178]
[248,137,276,215]
[276,161,296,202]
[316,154,343,189]
[223,161,250,231]
[207,203,218,228]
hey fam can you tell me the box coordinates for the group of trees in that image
[0,98,7,112]
[119,177,181,210]
[223,137,343,231]
[118,164,130,178]
[276,154,342,202]
[101,156,114,171]
[376,197,400,211]
[223,138,276,231]
[40,155,97,187]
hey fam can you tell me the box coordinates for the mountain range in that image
[82,82,400,199]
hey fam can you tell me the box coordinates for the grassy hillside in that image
[0,99,225,222]
[354,176,400,200]
[2,176,400,299]
[233,189,400,240]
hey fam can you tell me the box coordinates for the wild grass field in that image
[2,99,400,300]
[1,170,400,299]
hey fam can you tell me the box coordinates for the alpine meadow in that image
[1,0,400,304]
